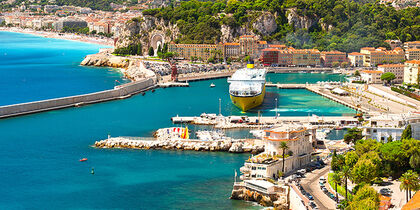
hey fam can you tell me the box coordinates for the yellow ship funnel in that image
[247,61,254,69]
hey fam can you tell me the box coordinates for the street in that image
[300,165,337,210]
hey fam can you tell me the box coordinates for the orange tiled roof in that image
[362,70,383,74]
[321,51,346,55]
[269,44,286,48]
[402,191,420,210]
[378,64,404,67]
[406,60,420,65]
[348,52,364,55]
[224,42,239,46]
[407,49,420,51]
[258,41,268,44]
[262,48,280,52]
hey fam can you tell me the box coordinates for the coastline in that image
[0,27,114,47]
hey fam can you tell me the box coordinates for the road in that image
[300,165,337,210]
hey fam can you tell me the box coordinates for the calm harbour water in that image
[0,31,354,209]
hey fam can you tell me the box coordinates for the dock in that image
[266,83,307,89]
[177,71,233,82]
[159,82,189,88]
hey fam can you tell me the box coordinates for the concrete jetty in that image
[0,78,156,119]
[94,137,265,154]
[172,115,359,129]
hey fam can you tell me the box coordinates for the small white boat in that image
[210,83,216,88]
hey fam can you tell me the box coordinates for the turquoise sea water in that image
[0,31,129,106]
[0,32,354,209]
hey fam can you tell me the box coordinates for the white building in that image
[348,52,364,67]
[361,70,383,84]
[240,125,313,180]
[407,113,420,140]
[404,60,420,85]
[362,114,416,142]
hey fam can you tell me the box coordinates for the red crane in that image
[168,58,178,81]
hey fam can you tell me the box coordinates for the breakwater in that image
[94,137,265,154]
[0,78,156,119]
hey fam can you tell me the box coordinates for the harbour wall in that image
[0,77,157,119]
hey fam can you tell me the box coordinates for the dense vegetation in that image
[143,0,419,52]
[113,43,142,55]
[330,125,420,209]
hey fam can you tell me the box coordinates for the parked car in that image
[380,188,392,195]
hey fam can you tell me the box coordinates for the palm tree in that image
[341,165,351,201]
[331,172,342,203]
[279,142,289,174]
[399,170,419,202]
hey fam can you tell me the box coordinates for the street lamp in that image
[275,98,278,118]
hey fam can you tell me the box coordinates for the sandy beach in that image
[0,27,114,47]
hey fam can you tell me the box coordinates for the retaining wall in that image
[0,77,156,119]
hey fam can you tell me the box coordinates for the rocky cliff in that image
[115,8,323,48]
[115,15,179,54]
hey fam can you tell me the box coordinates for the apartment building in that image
[361,47,405,67]
[404,60,420,85]
[223,43,240,59]
[168,43,223,61]
[377,64,405,83]
[292,49,321,67]
[406,49,420,61]
[404,41,420,50]
[320,51,347,67]
[361,70,383,84]
[240,125,313,180]
[348,52,364,67]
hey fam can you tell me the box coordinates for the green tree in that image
[331,172,342,203]
[148,47,154,56]
[354,70,361,77]
[344,128,363,144]
[345,151,359,168]
[341,165,351,201]
[137,43,142,55]
[354,139,381,156]
[348,185,380,210]
[157,44,162,54]
[352,159,377,184]
[381,72,396,85]
[401,124,412,140]
[387,135,393,143]
[279,142,289,174]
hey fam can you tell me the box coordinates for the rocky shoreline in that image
[81,50,156,81]
[230,186,289,209]
[94,137,265,154]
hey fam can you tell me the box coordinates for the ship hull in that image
[230,86,265,112]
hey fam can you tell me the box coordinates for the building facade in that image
[361,47,405,67]
[404,60,420,85]
[240,125,313,180]
[54,19,87,31]
[385,40,402,50]
[292,49,321,67]
[261,48,279,66]
[223,43,240,59]
[406,49,420,61]
[377,64,405,84]
[404,41,420,50]
[168,43,223,61]
[361,70,383,84]
[348,52,364,67]
[320,51,347,67]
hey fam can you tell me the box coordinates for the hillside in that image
[137,0,419,52]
